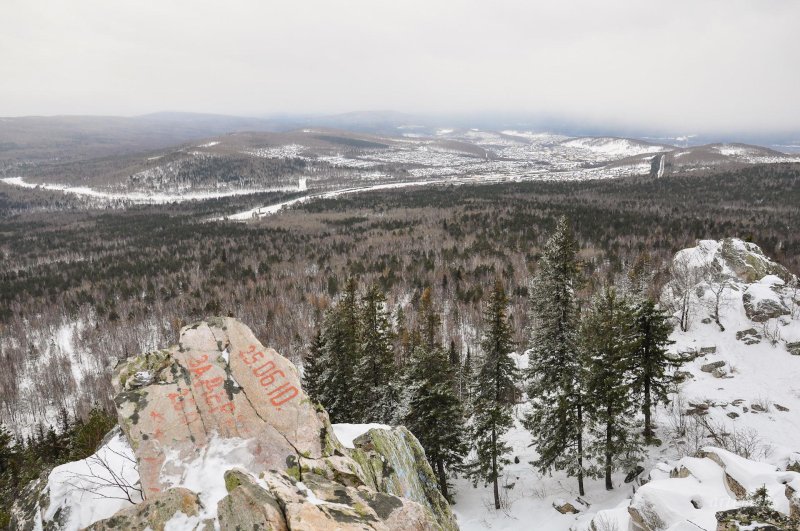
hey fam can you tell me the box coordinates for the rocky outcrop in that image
[113,317,330,496]
[218,468,440,531]
[623,448,800,530]
[350,427,457,530]
[743,287,790,322]
[81,318,457,530]
[718,238,792,283]
[86,488,202,531]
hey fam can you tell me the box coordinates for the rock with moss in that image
[718,238,792,283]
[86,488,204,531]
[715,506,799,530]
[217,470,288,531]
[350,426,458,531]
[33,318,460,530]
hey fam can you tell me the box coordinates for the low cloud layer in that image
[2,0,798,134]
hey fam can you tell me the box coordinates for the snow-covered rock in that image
[620,447,800,530]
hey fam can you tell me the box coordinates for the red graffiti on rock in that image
[238,344,299,406]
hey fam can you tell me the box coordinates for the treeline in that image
[0,407,116,526]
[304,218,678,509]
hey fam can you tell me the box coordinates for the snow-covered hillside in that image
[5,128,798,212]
[453,238,800,530]
[560,137,669,157]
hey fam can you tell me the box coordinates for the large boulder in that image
[717,238,792,283]
[742,276,791,322]
[79,318,456,531]
[113,317,330,496]
[86,488,202,531]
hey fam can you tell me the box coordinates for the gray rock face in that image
[9,471,50,531]
[735,328,762,345]
[718,238,792,283]
[742,291,790,322]
[701,361,726,373]
[350,427,458,531]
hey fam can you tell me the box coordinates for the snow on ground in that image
[331,423,391,449]
[561,137,669,157]
[159,435,261,524]
[43,431,142,531]
[0,176,298,204]
[451,404,640,531]
[455,238,800,530]
[220,178,454,221]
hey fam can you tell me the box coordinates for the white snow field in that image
[0,176,300,205]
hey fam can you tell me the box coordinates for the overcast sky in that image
[1,0,798,134]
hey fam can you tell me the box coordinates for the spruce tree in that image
[0,423,13,476]
[470,279,518,510]
[404,344,467,501]
[448,339,461,395]
[418,287,440,351]
[321,277,362,423]
[356,284,398,424]
[461,347,473,404]
[524,216,588,495]
[583,287,643,490]
[630,298,676,443]
[403,290,467,500]
[302,330,326,404]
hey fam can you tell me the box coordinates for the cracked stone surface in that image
[113,317,329,496]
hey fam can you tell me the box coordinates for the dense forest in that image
[0,164,798,437]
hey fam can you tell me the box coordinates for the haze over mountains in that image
[1,113,798,211]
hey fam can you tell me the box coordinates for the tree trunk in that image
[492,425,500,510]
[605,411,613,490]
[643,379,653,442]
[436,458,449,501]
[577,403,585,496]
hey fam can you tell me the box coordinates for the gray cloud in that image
[1,0,798,133]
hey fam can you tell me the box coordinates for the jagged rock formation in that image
[17,318,458,530]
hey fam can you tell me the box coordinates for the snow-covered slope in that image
[561,137,670,157]
[453,238,800,531]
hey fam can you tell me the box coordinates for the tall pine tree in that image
[524,217,589,495]
[630,298,677,443]
[302,330,326,405]
[356,284,398,424]
[583,287,643,490]
[403,290,467,500]
[320,277,362,423]
[470,280,519,510]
